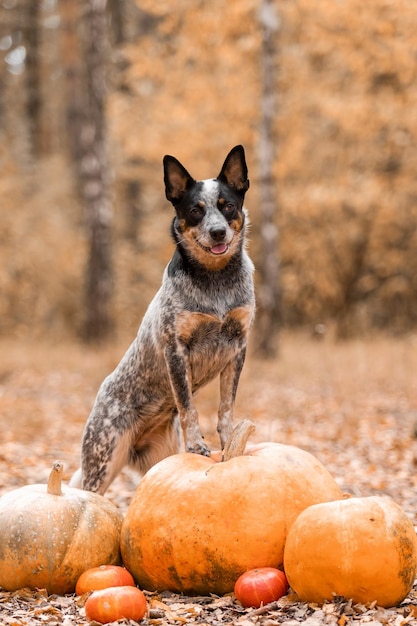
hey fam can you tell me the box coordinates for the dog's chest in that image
[175,305,252,382]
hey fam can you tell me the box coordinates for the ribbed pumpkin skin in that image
[0,484,124,594]
[284,496,417,608]
[121,443,342,595]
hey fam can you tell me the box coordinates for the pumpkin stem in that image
[222,419,256,461]
[47,460,64,496]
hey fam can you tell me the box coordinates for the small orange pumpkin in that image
[284,495,417,608]
[76,565,135,595]
[0,461,123,594]
[85,586,147,623]
[121,421,342,595]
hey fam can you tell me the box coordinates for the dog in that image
[71,145,255,494]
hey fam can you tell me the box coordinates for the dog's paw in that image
[187,442,211,457]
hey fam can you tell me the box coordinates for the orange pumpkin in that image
[234,567,288,608]
[76,565,135,595]
[85,586,147,623]
[284,495,417,607]
[0,461,124,595]
[121,421,342,595]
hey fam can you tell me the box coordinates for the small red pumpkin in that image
[234,567,288,608]
[76,565,135,595]
[85,586,147,623]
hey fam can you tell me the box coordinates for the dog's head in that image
[163,145,250,270]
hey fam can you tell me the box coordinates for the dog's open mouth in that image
[196,238,231,256]
[210,243,229,255]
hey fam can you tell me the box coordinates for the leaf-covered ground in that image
[1,331,417,625]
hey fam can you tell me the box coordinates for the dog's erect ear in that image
[218,145,250,194]
[163,155,195,204]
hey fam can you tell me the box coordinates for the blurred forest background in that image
[3,2,417,561]
[1,0,417,349]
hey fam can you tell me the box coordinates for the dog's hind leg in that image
[78,417,136,495]
[74,414,181,495]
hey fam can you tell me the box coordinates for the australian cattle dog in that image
[71,145,256,494]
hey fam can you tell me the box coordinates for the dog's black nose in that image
[210,227,227,242]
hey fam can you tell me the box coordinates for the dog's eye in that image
[190,206,204,217]
[223,202,236,215]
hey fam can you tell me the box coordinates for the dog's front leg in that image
[164,343,210,456]
[217,346,247,449]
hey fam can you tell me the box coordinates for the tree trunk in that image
[256,0,281,358]
[61,0,113,342]
[108,0,125,45]
[82,0,113,342]
[124,179,141,243]
[24,0,42,157]
[61,0,84,162]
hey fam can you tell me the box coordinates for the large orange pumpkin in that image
[0,461,124,594]
[284,495,417,608]
[121,421,342,595]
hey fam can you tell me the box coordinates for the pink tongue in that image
[211,243,228,255]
